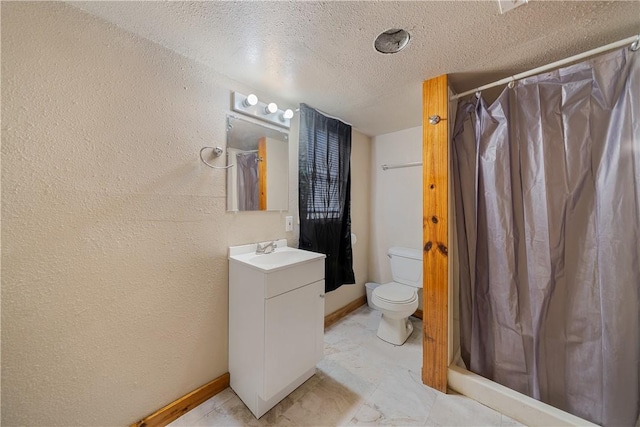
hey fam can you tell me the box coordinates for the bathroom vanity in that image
[228,239,326,418]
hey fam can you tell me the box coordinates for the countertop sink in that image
[229,240,325,272]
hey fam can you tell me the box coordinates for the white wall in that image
[369,126,423,285]
[266,137,288,209]
[1,3,369,425]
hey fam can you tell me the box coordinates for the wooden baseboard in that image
[413,308,423,320]
[131,372,230,427]
[131,297,367,426]
[324,295,367,329]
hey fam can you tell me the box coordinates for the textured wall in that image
[1,3,368,425]
[324,131,371,315]
[370,126,423,284]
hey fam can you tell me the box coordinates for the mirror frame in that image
[226,115,289,212]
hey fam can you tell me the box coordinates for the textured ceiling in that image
[70,1,640,136]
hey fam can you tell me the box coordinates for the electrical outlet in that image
[498,0,527,14]
[285,216,293,232]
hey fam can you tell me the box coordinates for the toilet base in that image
[376,314,414,345]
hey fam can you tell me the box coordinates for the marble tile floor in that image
[169,306,525,427]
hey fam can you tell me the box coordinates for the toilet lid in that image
[373,282,416,304]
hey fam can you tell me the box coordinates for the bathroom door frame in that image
[421,74,449,393]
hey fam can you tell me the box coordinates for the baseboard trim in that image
[131,296,368,426]
[413,308,423,319]
[324,295,367,329]
[130,372,230,427]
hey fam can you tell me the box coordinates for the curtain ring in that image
[475,91,481,99]
[508,78,516,89]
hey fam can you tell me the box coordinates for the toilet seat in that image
[372,282,418,311]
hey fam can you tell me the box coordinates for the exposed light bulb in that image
[232,92,291,128]
[265,102,278,114]
[243,93,258,107]
[282,109,294,120]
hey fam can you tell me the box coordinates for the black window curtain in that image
[298,103,355,292]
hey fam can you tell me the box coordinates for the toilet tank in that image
[388,247,423,288]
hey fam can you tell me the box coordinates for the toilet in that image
[371,247,423,345]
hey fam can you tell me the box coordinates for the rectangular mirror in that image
[226,115,289,211]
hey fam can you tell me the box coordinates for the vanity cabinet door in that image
[262,279,324,401]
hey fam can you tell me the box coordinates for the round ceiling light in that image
[374,28,411,54]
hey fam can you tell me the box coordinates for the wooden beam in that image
[258,137,267,210]
[422,74,449,393]
[324,295,367,329]
[130,372,230,427]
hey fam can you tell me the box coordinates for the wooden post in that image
[258,137,267,210]
[422,75,449,392]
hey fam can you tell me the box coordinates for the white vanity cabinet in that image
[228,240,326,418]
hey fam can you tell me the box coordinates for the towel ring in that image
[200,146,234,169]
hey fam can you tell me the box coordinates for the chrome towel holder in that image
[200,146,234,169]
[381,161,422,170]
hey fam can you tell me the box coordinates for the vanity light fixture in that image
[281,109,294,121]
[265,102,278,114]
[243,93,258,107]
[231,91,293,129]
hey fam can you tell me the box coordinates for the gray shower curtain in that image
[453,47,639,426]
[237,152,259,211]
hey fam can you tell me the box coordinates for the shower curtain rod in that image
[450,34,640,101]
[294,107,352,126]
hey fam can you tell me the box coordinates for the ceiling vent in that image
[374,29,411,54]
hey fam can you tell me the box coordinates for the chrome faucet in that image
[256,241,277,254]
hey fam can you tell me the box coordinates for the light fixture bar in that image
[231,91,292,129]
